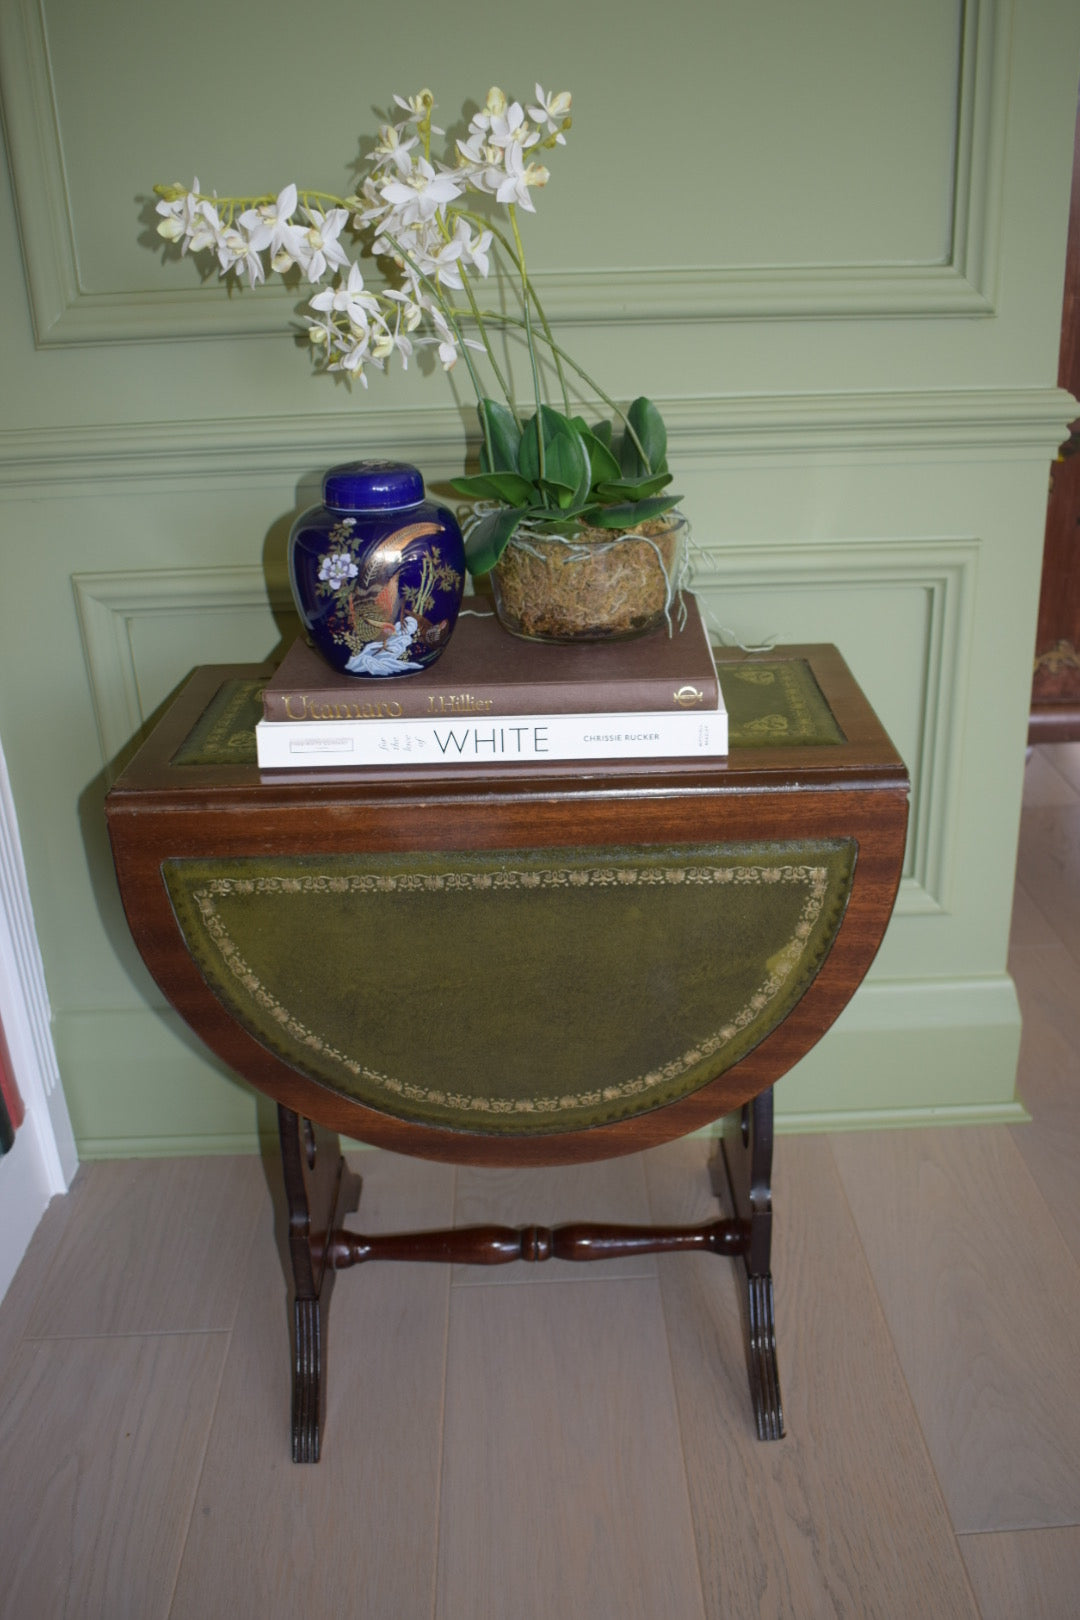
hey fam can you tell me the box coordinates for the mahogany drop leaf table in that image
[106,643,908,1460]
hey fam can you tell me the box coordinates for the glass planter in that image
[489,513,689,643]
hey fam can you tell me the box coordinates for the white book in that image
[255,705,728,769]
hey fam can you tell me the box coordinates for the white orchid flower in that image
[393,89,435,121]
[414,234,466,290]
[216,225,264,285]
[151,83,579,413]
[456,219,493,278]
[371,311,414,370]
[429,309,460,370]
[476,87,507,127]
[379,158,463,228]
[308,261,380,330]
[486,100,538,151]
[305,313,334,347]
[384,288,425,331]
[155,201,187,242]
[238,184,302,267]
[156,181,223,256]
[295,207,351,283]
[371,124,419,176]
[422,309,483,371]
[186,201,224,256]
[495,144,549,211]
[328,333,374,382]
[528,86,572,142]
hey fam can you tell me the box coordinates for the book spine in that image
[261,676,720,722]
[255,710,728,769]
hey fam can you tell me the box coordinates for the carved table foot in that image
[278,1105,361,1463]
[717,1088,785,1441]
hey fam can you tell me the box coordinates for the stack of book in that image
[255,594,727,768]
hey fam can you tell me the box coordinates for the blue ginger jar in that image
[288,461,466,677]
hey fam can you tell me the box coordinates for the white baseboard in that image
[0,1116,62,1300]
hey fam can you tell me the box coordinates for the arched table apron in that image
[107,644,908,1459]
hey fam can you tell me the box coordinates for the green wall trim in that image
[4,388,1076,490]
[774,1101,1031,1133]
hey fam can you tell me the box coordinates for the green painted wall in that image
[0,0,1077,1154]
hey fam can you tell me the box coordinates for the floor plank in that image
[830,1125,1080,1534]
[646,1136,980,1620]
[168,1147,455,1620]
[959,1525,1080,1620]
[436,1274,706,1620]
[1021,748,1079,808]
[0,1178,81,1367]
[1009,943,1080,1264]
[1039,741,1080,797]
[1015,802,1080,967]
[0,1333,226,1620]
[451,1152,657,1285]
[1008,879,1064,952]
[26,1156,266,1338]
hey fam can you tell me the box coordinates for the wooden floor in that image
[2,747,1079,1619]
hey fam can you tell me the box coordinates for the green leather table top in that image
[164,839,856,1135]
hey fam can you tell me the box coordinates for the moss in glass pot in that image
[488,512,689,643]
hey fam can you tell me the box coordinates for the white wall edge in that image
[0,733,78,1200]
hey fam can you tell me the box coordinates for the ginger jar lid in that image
[321,460,424,512]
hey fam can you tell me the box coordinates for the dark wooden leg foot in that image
[277,1105,361,1463]
[718,1088,785,1441]
[291,1296,324,1464]
[745,1271,784,1442]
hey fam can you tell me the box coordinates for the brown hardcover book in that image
[263,593,721,722]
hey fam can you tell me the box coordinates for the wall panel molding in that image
[691,537,979,915]
[3,387,1075,491]
[0,0,1011,344]
[72,566,292,767]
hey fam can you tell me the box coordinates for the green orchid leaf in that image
[591,418,614,451]
[450,470,538,507]
[542,429,588,500]
[585,494,682,530]
[560,417,618,500]
[575,426,622,488]
[620,396,669,479]
[477,398,521,474]
[462,504,531,575]
[594,472,673,502]
[516,405,575,484]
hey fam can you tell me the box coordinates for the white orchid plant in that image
[154,85,680,576]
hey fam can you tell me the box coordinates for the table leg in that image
[277,1105,361,1462]
[275,1094,782,1458]
[716,1088,785,1441]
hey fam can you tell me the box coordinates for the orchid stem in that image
[508,204,546,491]
[456,211,569,414]
[447,309,653,471]
[382,230,495,470]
